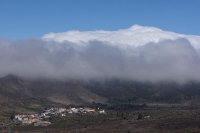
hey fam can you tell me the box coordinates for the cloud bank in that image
[1,25,200,82]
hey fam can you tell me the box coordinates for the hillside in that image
[1,75,200,114]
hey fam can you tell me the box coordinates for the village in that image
[13,107,106,127]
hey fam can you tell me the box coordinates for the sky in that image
[0,0,200,82]
[0,0,200,39]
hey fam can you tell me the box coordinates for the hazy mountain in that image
[1,75,200,110]
[1,25,200,111]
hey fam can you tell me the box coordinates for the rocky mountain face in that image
[1,75,200,110]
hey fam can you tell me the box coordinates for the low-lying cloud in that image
[0,25,200,83]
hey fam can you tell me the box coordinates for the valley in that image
[1,105,200,133]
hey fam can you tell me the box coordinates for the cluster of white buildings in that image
[42,107,106,115]
[66,107,106,114]
[41,107,67,117]
[14,114,51,126]
[14,107,106,127]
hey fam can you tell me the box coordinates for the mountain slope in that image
[0,75,107,106]
[1,75,200,110]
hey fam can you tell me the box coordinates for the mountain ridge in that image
[1,75,200,111]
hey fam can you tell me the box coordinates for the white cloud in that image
[1,25,200,83]
[42,24,200,49]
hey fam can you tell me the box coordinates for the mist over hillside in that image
[0,25,200,83]
[0,75,200,106]
[1,25,200,107]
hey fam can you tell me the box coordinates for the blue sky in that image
[0,0,200,39]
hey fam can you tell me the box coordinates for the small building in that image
[99,110,106,114]
[84,107,96,113]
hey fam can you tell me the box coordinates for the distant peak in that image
[129,24,144,30]
[128,24,162,32]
